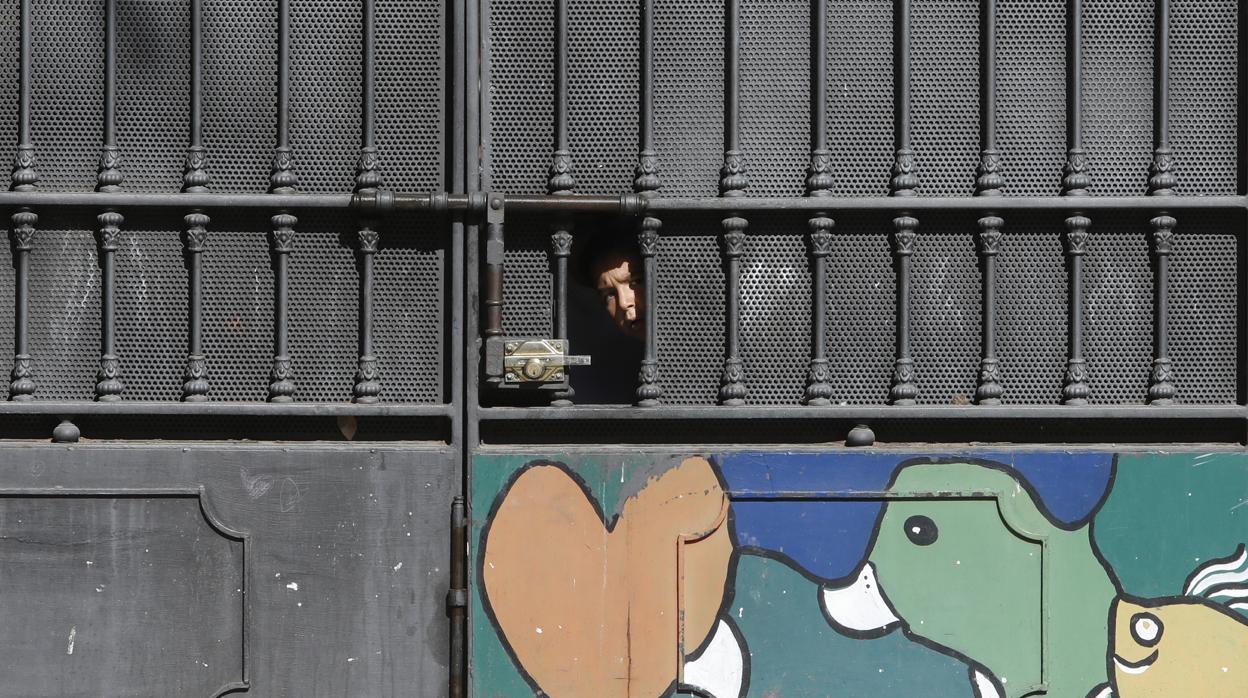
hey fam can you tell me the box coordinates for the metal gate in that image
[0,0,1244,696]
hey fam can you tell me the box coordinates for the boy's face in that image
[592,248,646,341]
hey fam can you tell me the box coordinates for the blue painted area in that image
[997,451,1114,527]
[718,451,1115,582]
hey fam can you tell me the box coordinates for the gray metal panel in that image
[0,444,453,697]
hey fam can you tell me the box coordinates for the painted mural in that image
[470,451,1248,697]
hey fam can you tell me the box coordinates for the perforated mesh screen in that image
[997,0,1065,196]
[484,0,1241,409]
[911,0,979,196]
[3,0,447,403]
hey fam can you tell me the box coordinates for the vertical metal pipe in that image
[548,0,575,405]
[9,0,38,401]
[718,0,748,405]
[182,0,210,401]
[975,0,1004,404]
[96,0,124,401]
[804,0,834,406]
[1061,0,1091,404]
[354,0,382,404]
[1147,0,1176,404]
[888,0,918,405]
[634,0,663,406]
[269,0,298,402]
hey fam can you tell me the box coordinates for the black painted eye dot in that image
[903,515,938,546]
[1130,612,1163,647]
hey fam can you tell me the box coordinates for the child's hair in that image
[573,218,639,288]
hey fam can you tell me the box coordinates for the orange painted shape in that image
[482,457,733,698]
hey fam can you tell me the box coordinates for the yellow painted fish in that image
[1107,546,1248,698]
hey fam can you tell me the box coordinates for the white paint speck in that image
[85,561,93,567]
[296,602,302,607]
[737,607,744,619]
[393,562,403,572]
[1222,667,1229,673]
[347,657,357,663]
[956,560,961,565]
[286,582,299,591]
[535,627,543,634]
[67,626,76,655]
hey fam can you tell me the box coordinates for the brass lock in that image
[501,339,591,384]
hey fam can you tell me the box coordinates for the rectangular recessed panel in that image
[291,0,361,195]
[740,225,811,404]
[485,0,553,194]
[997,0,1066,196]
[825,0,893,197]
[568,0,638,195]
[995,221,1067,404]
[654,0,724,197]
[117,0,189,193]
[910,218,981,404]
[825,219,895,405]
[0,0,19,192]
[741,0,808,197]
[1167,216,1238,404]
[1083,218,1153,404]
[1170,0,1238,195]
[203,0,276,192]
[375,0,445,192]
[657,225,725,404]
[912,0,979,196]
[31,0,103,192]
[27,222,101,401]
[1084,0,1152,195]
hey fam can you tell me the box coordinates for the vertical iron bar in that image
[975,0,1004,404]
[804,0,834,405]
[447,496,467,698]
[1148,0,1176,403]
[1061,0,1091,404]
[9,0,37,400]
[888,0,919,405]
[548,0,575,405]
[354,0,382,403]
[635,0,662,406]
[182,0,210,401]
[718,0,748,405]
[269,0,298,402]
[96,0,124,401]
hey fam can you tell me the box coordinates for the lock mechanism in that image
[485,337,591,390]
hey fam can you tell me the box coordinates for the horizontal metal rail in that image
[0,191,1240,215]
[478,404,1248,421]
[0,401,453,417]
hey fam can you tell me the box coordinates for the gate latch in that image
[485,338,590,388]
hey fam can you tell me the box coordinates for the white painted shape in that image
[1113,656,1153,676]
[682,619,744,698]
[972,669,1002,698]
[66,626,76,655]
[819,562,901,632]
[1185,546,1248,596]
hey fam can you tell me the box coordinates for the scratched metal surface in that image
[0,444,453,697]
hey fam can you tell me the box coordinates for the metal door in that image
[466,1,1246,697]
[0,0,462,695]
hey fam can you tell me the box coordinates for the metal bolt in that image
[553,372,563,380]
[505,342,518,353]
[505,372,516,382]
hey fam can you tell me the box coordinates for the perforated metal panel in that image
[6,0,447,404]
[483,0,1242,410]
[911,0,979,196]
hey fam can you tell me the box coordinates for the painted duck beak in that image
[819,562,902,637]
